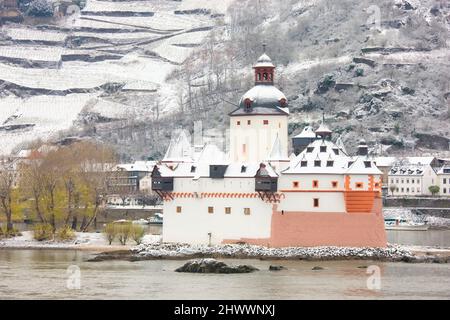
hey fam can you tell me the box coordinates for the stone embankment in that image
[88,242,450,263]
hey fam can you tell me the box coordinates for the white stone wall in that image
[388,166,437,196]
[438,173,450,196]
[229,115,288,163]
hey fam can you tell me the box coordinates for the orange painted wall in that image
[224,197,387,248]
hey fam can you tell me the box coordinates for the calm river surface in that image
[0,230,450,300]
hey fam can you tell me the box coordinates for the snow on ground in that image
[81,12,209,31]
[82,0,172,13]
[383,207,450,228]
[2,27,67,43]
[0,45,63,62]
[177,0,235,15]
[0,0,235,155]
[365,48,450,65]
[72,31,159,41]
[0,231,162,250]
[0,94,97,154]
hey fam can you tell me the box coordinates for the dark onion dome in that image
[229,52,289,116]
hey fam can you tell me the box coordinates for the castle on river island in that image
[151,50,387,248]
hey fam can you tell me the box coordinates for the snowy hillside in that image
[0,0,233,155]
[0,0,449,160]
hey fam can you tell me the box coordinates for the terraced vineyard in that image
[0,0,233,155]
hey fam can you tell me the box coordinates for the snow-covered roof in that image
[267,134,288,161]
[315,122,332,135]
[163,130,193,163]
[195,143,228,164]
[284,139,380,175]
[335,136,347,154]
[437,166,450,175]
[116,161,156,172]
[374,157,397,167]
[164,162,278,179]
[254,53,275,68]
[294,126,316,139]
[389,164,427,176]
[345,157,382,175]
[230,85,288,116]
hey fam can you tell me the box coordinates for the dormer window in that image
[348,161,354,168]
[241,165,247,173]
[279,98,287,107]
[314,160,321,167]
[320,146,327,152]
[244,98,252,109]
[326,161,334,167]
[306,147,314,153]
[190,166,196,173]
[333,148,339,155]
[364,161,372,168]
[301,161,308,167]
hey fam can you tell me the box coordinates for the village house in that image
[437,166,450,197]
[387,157,439,196]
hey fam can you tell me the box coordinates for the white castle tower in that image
[229,50,289,163]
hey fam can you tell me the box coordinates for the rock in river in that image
[175,258,259,274]
[269,265,286,271]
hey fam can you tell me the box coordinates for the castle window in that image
[301,161,307,167]
[225,207,231,214]
[241,165,247,173]
[332,181,338,188]
[208,206,214,214]
[320,146,327,152]
[326,161,334,167]
[190,166,196,173]
[279,98,287,107]
[306,147,314,153]
[176,206,182,213]
[237,121,241,125]
[313,180,319,188]
[244,98,252,109]
[444,188,447,194]
[263,120,269,125]
[444,178,447,184]
[293,181,299,188]
[313,198,319,208]
[244,208,251,215]
[247,120,251,125]
[314,160,321,167]
[364,161,372,168]
[356,182,363,188]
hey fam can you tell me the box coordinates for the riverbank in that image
[2,231,450,263]
[0,231,159,252]
[89,242,450,264]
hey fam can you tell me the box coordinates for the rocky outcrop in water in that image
[175,258,259,274]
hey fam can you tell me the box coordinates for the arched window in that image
[257,73,262,81]
[279,98,287,107]
[263,73,268,80]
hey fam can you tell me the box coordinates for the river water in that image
[1,230,450,300]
